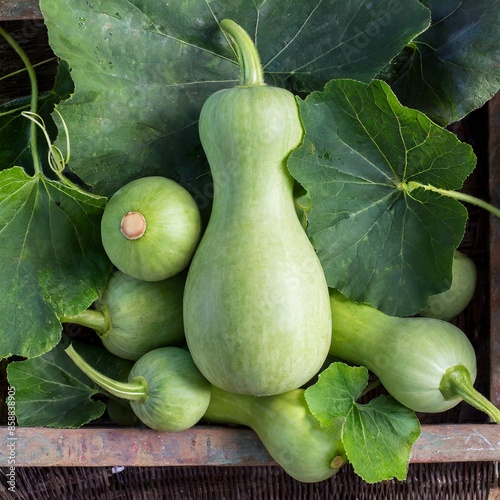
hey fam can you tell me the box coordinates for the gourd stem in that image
[0,26,41,174]
[220,19,264,87]
[65,344,148,403]
[439,365,500,423]
[60,308,110,336]
[407,181,500,218]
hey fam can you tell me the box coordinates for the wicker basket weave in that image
[0,462,498,500]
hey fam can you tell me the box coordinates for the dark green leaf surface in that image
[385,0,500,125]
[0,168,111,359]
[39,0,429,205]
[288,78,475,316]
[305,363,420,483]
[7,339,133,428]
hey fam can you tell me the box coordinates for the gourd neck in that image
[220,19,264,87]
[329,289,392,366]
[202,385,258,427]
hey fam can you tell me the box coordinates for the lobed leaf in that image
[383,0,500,125]
[7,338,133,428]
[305,362,421,483]
[0,167,111,359]
[288,78,476,316]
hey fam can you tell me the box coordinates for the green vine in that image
[0,26,41,174]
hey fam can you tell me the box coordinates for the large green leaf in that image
[305,362,421,483]
[0,168,111,359]
[383,0,500,125]
[7,338,133,428]
[288,79,475,316]
[39,0,430,206]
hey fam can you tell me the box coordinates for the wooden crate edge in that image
[0,424,499,467]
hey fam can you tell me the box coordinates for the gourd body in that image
[65,345,212,432]
[203,386,346,483]
[95,270,185,360]
[184,86,331,396]
[329,290,477,413]
[128,347,212,432]
[101,176,201,281]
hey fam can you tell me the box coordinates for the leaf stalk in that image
[407,181,500,218]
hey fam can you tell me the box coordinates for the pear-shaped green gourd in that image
[203,386,346,483]
[183,20,331,396]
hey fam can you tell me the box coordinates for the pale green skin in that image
[420,250,477,321]
[183,85,332,396]
[203,386,346,483]
[95,270,185,360]
[329,290,477,413]
[101,176,202,281]
[129,347,212,432]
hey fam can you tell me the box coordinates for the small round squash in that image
[101,176,202,281]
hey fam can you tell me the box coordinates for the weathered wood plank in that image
[0,426,273,468]
[410,424,500,463]
[0,1,42,21]
[0,424,499,467]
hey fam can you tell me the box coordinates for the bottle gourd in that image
[329,289,500,421]
[183,20,331,396]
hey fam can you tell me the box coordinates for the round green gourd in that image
[101,176,202,281]
[65,345,212,432]
[203,385,346,483]
[329,289,500,421]
[420,250,477,321]
[183,20,331,396]
[61,270,186,361]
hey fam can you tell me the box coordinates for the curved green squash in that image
[183,20,331,396]
[329,289,500,422]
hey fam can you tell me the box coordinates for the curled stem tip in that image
[440,365,500,423]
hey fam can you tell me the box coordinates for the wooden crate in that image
[0,1,499,472]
